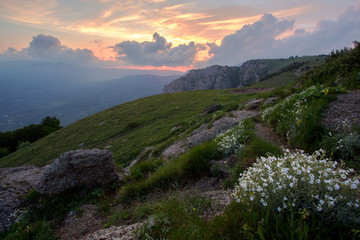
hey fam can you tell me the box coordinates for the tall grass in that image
[118,141,221,202]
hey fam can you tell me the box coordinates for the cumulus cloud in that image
[112,32,206,66]
[208,5,360,66]
[0,34,98,65]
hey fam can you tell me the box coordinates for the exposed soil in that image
[255,122,290,149]
[230,88,274,94]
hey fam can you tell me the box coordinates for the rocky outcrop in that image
[162,110,258,160]
[36,149,120,195]
[0,166,45,232]
[162,58,315,93]
[163,60,275,93]
[237,60,270,87]
[163,65,239,93]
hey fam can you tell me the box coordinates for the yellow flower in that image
[297,119,302,125]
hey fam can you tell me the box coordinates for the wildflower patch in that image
[233,149,360,225]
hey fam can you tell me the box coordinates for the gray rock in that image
[187,130,216,147]
[212,116,238,134]
[231,110,259,120]
[35,149,120,195]
[263,97,279,106]
[244,98,264,110]
[0,166,45,232]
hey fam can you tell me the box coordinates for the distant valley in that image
[0,61,180,131]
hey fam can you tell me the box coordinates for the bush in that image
[233,149,360,226]
[0,147,10,158]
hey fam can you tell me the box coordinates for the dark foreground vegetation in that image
[0,116,61,158]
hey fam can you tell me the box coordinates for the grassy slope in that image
[0,90,254,168]
[249,56,326,88]
[1,56,326,168]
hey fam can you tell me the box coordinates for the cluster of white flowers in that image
[233,149,360,224]
[215,121,246,156]
[261,86,318,122]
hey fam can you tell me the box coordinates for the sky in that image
[0,0,359,71]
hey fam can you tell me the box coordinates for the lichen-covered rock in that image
[36,149,120,195]
[0,166,45,232]
[211,116,238,134]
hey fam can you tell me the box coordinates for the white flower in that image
[317,206,323,212]
[277,207,281,212]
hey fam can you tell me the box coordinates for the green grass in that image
[249,71,299,88]
[118,141,221,202]
[0,90,254,168]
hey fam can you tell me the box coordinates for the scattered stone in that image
[80,223,140,240]
[170,126,180,132]
[244,98,264,109]
[0,166,45,232]
[263,97,279,106]
[35,149,120,195]
[98,121,106,126]
[78,143,84,148]
[201,104,222,115]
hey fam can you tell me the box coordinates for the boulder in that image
[212,116,238,134]
[36,149,120,195]
[244,98,264,110]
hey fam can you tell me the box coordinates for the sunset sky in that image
[0,0,359,71]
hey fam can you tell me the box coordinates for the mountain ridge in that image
[163,56,325,93]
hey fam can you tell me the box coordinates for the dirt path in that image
[255,122,290,149]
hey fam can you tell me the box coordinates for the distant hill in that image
[163,56,326,93]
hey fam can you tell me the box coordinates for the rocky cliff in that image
[162,58,312,93]
[162,60,273,93]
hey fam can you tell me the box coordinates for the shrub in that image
[233,149,360,226]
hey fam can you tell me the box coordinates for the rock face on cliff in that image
[35,149,120,195]
[163,65,239,93]
[163,60,272,93]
